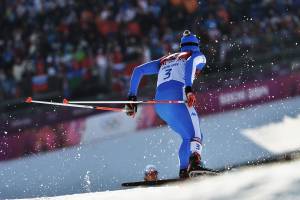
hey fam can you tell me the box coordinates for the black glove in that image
[125,95,137,117]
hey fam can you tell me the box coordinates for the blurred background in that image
[0,0,300,198]
[1,0,300,161]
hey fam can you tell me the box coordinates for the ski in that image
[122,178,182,187]
[189,169,219,178]
[122,170,219,187]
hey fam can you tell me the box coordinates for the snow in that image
[28,159,300,200]
[1,96,300,199]
[242,114,300,153]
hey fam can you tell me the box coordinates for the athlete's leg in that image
[154,85,203,174]
[172,104,203,169]
[155,103,203,170]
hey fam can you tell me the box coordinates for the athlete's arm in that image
[128,59,160,96]
[184,52,206,107]
[195,54,206,70]
[185,52,206,87]
[125,59,160,117]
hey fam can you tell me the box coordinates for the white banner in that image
[81,109,143,144]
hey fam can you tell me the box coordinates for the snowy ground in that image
[1,96,299,199]
[28,159,300,200]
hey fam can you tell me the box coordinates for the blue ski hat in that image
[180,30,200,52]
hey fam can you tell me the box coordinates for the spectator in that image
[144,165,159,182]
[96,48,109,84]
[0,0,299,101]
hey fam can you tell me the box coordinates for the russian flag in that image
[32,75,48,92]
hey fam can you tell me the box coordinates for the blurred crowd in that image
[0,0,300,101]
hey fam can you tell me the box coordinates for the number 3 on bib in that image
[163,68,172,80]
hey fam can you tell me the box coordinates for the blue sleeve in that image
[128,59,160,96]
[196,61,206,70]
[185,52,206,87]
[195,52,206,70]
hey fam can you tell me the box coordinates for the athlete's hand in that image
[125,95,137,117]
[187,93,196,107]
[185,86,196,107]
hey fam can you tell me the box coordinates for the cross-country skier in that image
[125,30,211,178]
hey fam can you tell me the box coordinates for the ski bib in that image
[157,52,191,87]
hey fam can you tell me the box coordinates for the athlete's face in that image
[144,170,158,181]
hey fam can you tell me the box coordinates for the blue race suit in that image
[128,48,206,170]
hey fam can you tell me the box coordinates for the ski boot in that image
[187,152,218,177]
[179,168,189,179]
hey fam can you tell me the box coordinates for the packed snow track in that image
[30,159,300,200]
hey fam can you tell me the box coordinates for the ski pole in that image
[25,97,126,112]
[66,100,186,104]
